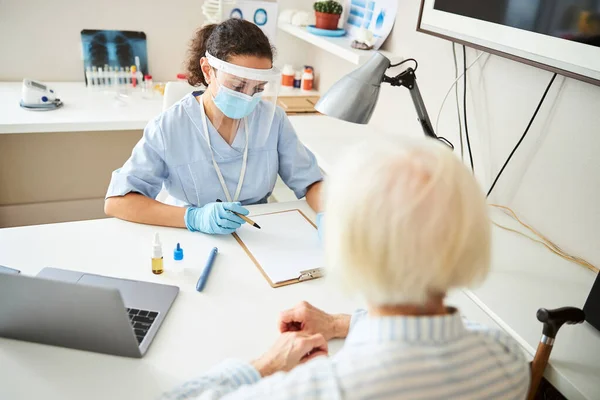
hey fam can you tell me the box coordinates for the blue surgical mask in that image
[212,85,262,119]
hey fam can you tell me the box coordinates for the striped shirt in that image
[163,309,530,399]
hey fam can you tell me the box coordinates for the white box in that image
[222,0,278,41]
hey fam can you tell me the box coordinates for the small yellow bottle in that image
[152,232,164,275]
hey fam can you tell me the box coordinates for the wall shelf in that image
[278,22,400,65]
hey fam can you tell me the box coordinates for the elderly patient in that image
[164,137,530,399]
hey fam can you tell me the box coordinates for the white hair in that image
[324,136,491,306]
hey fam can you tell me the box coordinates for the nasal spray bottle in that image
[152,233,164,275]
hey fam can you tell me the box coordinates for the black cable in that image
[390,58,418,71]
[437,136,454,149]
[486,73,558,198]
[463,45,474,172]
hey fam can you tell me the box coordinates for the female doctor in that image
[105,19,323,234]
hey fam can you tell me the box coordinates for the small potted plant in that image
[314,0,343,30]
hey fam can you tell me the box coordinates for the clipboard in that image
[277,96,321,114]
[232,209,324,288]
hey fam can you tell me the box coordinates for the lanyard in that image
[200,99,249,203]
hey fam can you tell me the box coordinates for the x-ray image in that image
[80,29,148,77]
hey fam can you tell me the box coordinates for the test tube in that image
[111,66,118,88]
[104,64,110,85]
[98,67,105,88]
[107,66,112,86]
[135,56,143,87]
[86,66,93,87]
[131,65,137,88]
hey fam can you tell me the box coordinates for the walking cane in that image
[526,307,585,400]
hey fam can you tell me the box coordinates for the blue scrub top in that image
[106,92,323,207]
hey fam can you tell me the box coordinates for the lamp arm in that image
[383,68,454,149]
[409,79,437,139]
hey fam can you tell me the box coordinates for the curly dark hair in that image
[186,19,275,87]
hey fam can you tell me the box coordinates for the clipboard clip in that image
[298,268,324,282]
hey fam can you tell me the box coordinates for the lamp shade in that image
[315,52,391,124]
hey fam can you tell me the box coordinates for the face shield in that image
[204,52,281,147]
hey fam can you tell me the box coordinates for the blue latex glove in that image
[316,212,325,242]
[184,202,249,235]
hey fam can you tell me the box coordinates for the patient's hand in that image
[279,301,351,341]
[251,332,328,377]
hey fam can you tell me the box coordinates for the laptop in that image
[0,267,179,358]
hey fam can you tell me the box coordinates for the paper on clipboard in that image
[234,210,323,286]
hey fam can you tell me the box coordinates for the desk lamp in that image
[315,52,453,149]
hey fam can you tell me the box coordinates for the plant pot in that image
[315,11,341,30]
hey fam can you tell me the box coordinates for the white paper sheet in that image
[235,210,323,284]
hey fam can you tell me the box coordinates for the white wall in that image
[310,0,600,268]
[0,0,198,81]
[0,0,310,82]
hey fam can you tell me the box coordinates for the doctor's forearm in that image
[104,193,187,228]
[305,181,324,212]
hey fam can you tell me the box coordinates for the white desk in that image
[0,82,164,134]
[0,201,354,399]
[0,200,534,400]
[291,115,600,400]
[0,82,319,135]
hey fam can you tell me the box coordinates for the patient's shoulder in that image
[465,319,527,361]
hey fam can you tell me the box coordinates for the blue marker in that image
[196,247,218,292]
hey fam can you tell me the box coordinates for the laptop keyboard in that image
[127,308,159,345]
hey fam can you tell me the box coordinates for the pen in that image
[216,199,261,229]
[0,265,21,275]
[196,247,218,292]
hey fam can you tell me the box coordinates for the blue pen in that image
[196,247,218,292]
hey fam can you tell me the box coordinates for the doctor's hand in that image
[251,332,328,377]
[184,202,249,235]
[279,301,351,341]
